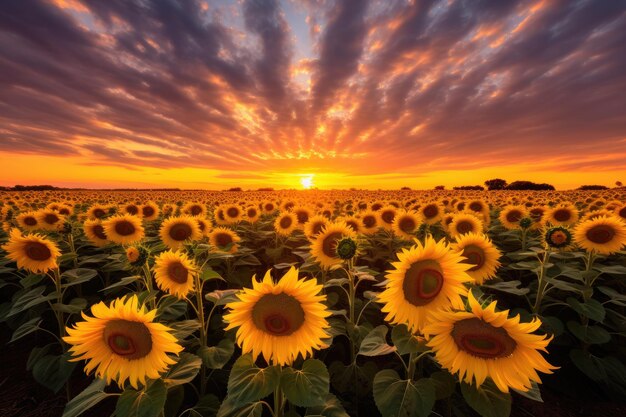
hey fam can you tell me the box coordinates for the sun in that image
[300,174,314,189]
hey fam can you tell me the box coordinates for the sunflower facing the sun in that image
[223,267,331,366]
[63,295,183,388]
[159,215,202,249]
[574,215,626,255]
[378,236,472,333]
[2,228,61,273]
[310,221,356,269]
[424,291,557,393]
[103,214,145,245]
[452,232,502,284]
[153,250,197,299]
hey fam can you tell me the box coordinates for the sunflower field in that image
[1,190,626,417]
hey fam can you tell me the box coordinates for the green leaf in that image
[163,353,202,387]
[52,297,88,314]
[198,338,235,369]
[373,369,435,417]
[10,317,42,343]
[540,316,564,336]
[100,275,141,292]
[594,264,626,275]
[359,325,396,357]
[482,280,529,295]
[20,273,44,288]
[190,394,221,417]
[157,298,188,321]
[216,397,263,417]
[164,385,185,417]
[61,268,97,288]
[281,359,330,407]
[566,297,606,322]
[32,352,77,394]
[598,286,626,306]
[62,379,110,417]
[115,379,167,417]
[391,324,425,355]
[205,289,240,306]
[226,354,281,406]
[570,349,607,381]
[512,381,543,403]
[460,380,512,417]
[566,321,611,344]
[345,321,372,348]
[429,371,457,400]
[305,393,349,417]
[168,319,201,341]
[201,267,224,281]
[329,361,378,395]
[8,286,57,317]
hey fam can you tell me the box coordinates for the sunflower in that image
[424,291,557,393]
[304,215,331,240]
[293,206,313,229]
[341,215,364,235]
[392,211,421,240]
[261,201,277,215]
[614,203,626,222]
[310,222,356,269]
[182,202,207,217]
[223,204,243,224]
[499,206,527,230]
[420,202,443,225]
[36,209,65,231]
[377,206,397,231]
[543,226,573,250]
[448,213,484,239]
[2,229,61,273]
[280,200,296,212]
[153,250,197,299]
[580,209,613,222]
[103,215,144,245]
[16,211,40,231]
[209,227,241,253]
[159,216,202,250]
[544,204,579,227]
[528,206,547,230]
[213,206,228,225]
[223,267,331,365]
[63,295,183,388]
[574,215,626,255]
[83,219,110,247]
[121,203,141,217]
[162,204,176,217]
[245,206,260,223]
[452,233,501,285]
[275,212,298,237]
[196,218,213,237]
[359,210,380,235]
[141,201,160,221]
[87,204,109,220]
[378,236,472,333]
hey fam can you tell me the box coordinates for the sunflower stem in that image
[407,351,417,381]
[273,378,284,417]
[532,248,551,315]
[142,261,156,310]
[521,228,528,251]
[347,259,356,324]
[193,270,208,396]
[53,268,71,401]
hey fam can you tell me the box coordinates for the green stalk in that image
[194,270,207,395]
[273,371,284,417]
[52,268,71,401]
[142,261,156,310]
[532,248,551,315]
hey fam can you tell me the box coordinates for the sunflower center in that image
[312,221,325,235]
[92,224,107,240]
[167,261,188,284]
[215,232,233,248]
[363,216,376,228]
[285,202,295,211]
[279,216,292,229]
[169,223,192,241]
[24,216,37,226]
[252,293,305,336]
[227,207,239,218]
[371,203,382,211]
[550,230,568,245]
[381,210,395,224]
[24,241,52,261]
[126,205,139,215]
[469,202,483,212]
[403,261,444,306]
[322,232,343,258]
[451,318,516,359]
[190,205,202,216]
[586,225,615,244]
[530,208,544,221]
[296,211,309,224]
[143,206,155,217]
[462,245,485,271]
[247,208,257,218]
[553,209,571,222]
[44,213,59,224]
[399,217,417,233]
[115,220,136,236]
[346,221,358,232]
[265,203,274,211]
[506,210,522,223]
[456,220,474,235]
[619,207,626,219]
[103,320,152,360]
[423,205,438,218]
[93,208,106,218]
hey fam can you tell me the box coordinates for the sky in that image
[0,0,625,190]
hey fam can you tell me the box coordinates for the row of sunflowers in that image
[1,189,625,417]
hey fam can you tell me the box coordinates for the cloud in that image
[0,0,624,181]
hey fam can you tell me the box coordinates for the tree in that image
[434,185,445,190]
[578,185,608,190]
[506,181,555,190]
[453,185,485,190]
[400,186,411,190]
[617,181,623,187]
[484,178,508,190]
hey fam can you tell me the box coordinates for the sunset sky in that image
[1,0,625,190]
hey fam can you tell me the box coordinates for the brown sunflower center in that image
[265,203,274,211]
[24,216,37,226]
[93,208,106,218]
[284,202,295,211]
[399,217,417,233]
[346,221,358,232]
[59,208,70,215]
[371,203,382,211]
[167,261,188,284]
[103,320,152,359]
[553,209,571,222]
[279,216,293,229]
[402,261,444,306]
[115,220,136,236]
[247,208,257,218]
[469,202,483,212]
[451,318,516,359]
[363,215,376,228]
[423,205,438,218]
[142,206,155,217]
[44,213,59,224]
[322,232,343,258]
[530,208,544,221]
[585,225,615,244]
[619,207,626,219]
[169,223,192,241]
[126,205,139,215]
[462,245,485,271]
[456,220,474,235]
[381,210,395,224]
[24,241,52,261]
[227,207,239,218]
[92,224,107,240]
[312,221,325,235]
[252,293,305,336]
[506,210,522,223]
[190,205,202,215]
[550,230,568,245]
[215,232,233,248]
[296,211,309,224]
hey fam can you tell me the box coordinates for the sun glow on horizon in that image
[300,174,314,189]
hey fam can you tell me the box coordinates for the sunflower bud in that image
[544,226,572,249]
[519,217,533,229]
[336,237,357,260]
[126,245,149,266]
